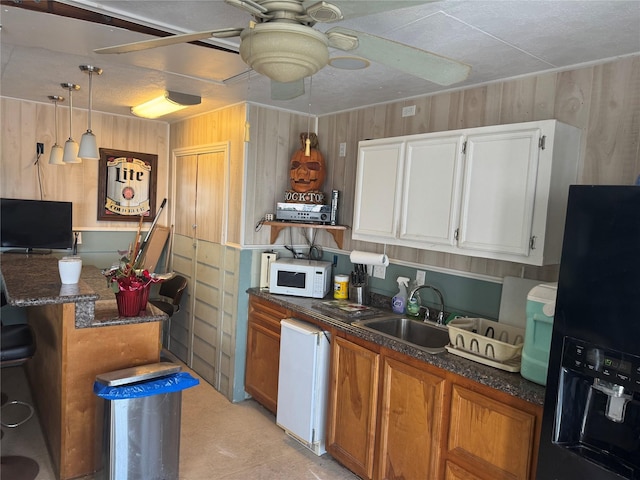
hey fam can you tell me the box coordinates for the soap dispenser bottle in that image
[392,276,410,314]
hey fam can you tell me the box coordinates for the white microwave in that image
[269,258,332,298]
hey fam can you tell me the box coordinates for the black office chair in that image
[149,275,188,317]
[1,323,40,480]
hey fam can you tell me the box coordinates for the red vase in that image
[115,289,142,317]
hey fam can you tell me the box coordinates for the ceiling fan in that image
[95,0,471,100]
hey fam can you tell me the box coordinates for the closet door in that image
[168,149,227,388]
[191,151,226,386]
[168,154,198,363]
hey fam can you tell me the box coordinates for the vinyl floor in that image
[0,357,358,480]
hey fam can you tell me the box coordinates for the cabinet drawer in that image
[249,296,288,331]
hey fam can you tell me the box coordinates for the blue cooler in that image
[521,284,557,385]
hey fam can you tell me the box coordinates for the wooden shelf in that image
[264,221,347,249]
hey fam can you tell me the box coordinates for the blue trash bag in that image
[94,372,199,400]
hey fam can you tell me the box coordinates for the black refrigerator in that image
[537,185,640,480]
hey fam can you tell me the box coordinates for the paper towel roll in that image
[349,250,389,267]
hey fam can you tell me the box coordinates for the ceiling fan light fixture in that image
[131,91,202,119]
[240,23,329,83]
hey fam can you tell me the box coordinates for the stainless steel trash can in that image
[94,362,199,480]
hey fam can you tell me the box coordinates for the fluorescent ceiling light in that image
[131,91,201,119]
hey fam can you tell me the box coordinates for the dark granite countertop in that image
[248,287,545,406]
[1,253,167,328]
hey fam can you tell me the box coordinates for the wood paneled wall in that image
[169,103,247,245]
[243,105,311,247]
[315,56,640,281]
[0,98,170,230]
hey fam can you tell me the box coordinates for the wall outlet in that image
[402,105,416,117]
[416,270,426,286]
[339,142,347,157]
[373,265,386,279]
[36,142,44,155]
[74,232,82,245]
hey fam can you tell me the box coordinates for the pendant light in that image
[61,82,81,164]
[48,95,65,165]
[78,65,103,160]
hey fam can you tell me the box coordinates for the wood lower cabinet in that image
[245,295,289,414]
[246,297,542,480]
[377,355,446,480]
[444,461,485,480]
[325,334,542,480]
[326,336,380,480]
[445,383,540,480]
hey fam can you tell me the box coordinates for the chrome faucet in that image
[408,285,446,325]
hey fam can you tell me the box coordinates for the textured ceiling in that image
[1,0,639,121]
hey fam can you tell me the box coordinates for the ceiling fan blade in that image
[95,28,243,54]
[317,1,436,21]
[271,79,305,101]
[326,27,471,86]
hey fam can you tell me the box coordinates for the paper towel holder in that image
[260,251,278,289]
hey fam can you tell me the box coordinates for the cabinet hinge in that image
[462,141,467,154]
[454,228,459,241]
[530,235,537,250]
[539,136,546,150]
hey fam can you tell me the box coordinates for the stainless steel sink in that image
[351,316,450,354]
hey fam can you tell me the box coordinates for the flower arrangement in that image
[102,217,172,316]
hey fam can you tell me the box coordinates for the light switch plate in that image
[416,270,426,286]
[339,142,346,157]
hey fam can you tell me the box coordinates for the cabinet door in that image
[444,461,484,480]
[399,135,464,246]
[377,356,446,480]
[447,384,538,480]
[352,141,405,242]
[244,296,286,414]
[327,336,380,480]
[459,128,541,256]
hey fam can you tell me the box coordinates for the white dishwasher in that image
[276,318,331,456]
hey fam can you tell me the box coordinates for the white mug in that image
[58,256,82,284]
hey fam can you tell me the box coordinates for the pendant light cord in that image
[87,71,93,133]
[68,87,74,140]
[54,100,59,145]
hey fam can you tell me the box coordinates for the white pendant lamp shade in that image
[61,82,81,164]
[78,65,102,160]
[64,138,81,164]
[49,144,65,165]
[48,95,65,165]
[78,131,97,159]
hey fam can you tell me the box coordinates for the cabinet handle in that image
[530,235,537,250]
[539,136,546,150]
[454,228,459,241]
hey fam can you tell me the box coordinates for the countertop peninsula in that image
[1,253,167,327]
[1,252,166,479]
[248,287,546,406]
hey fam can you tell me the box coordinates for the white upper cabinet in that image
[399,134,465,246]
[352,120,581,266]
[352,140,405,240]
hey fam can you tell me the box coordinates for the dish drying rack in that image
[446,318,525,372]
